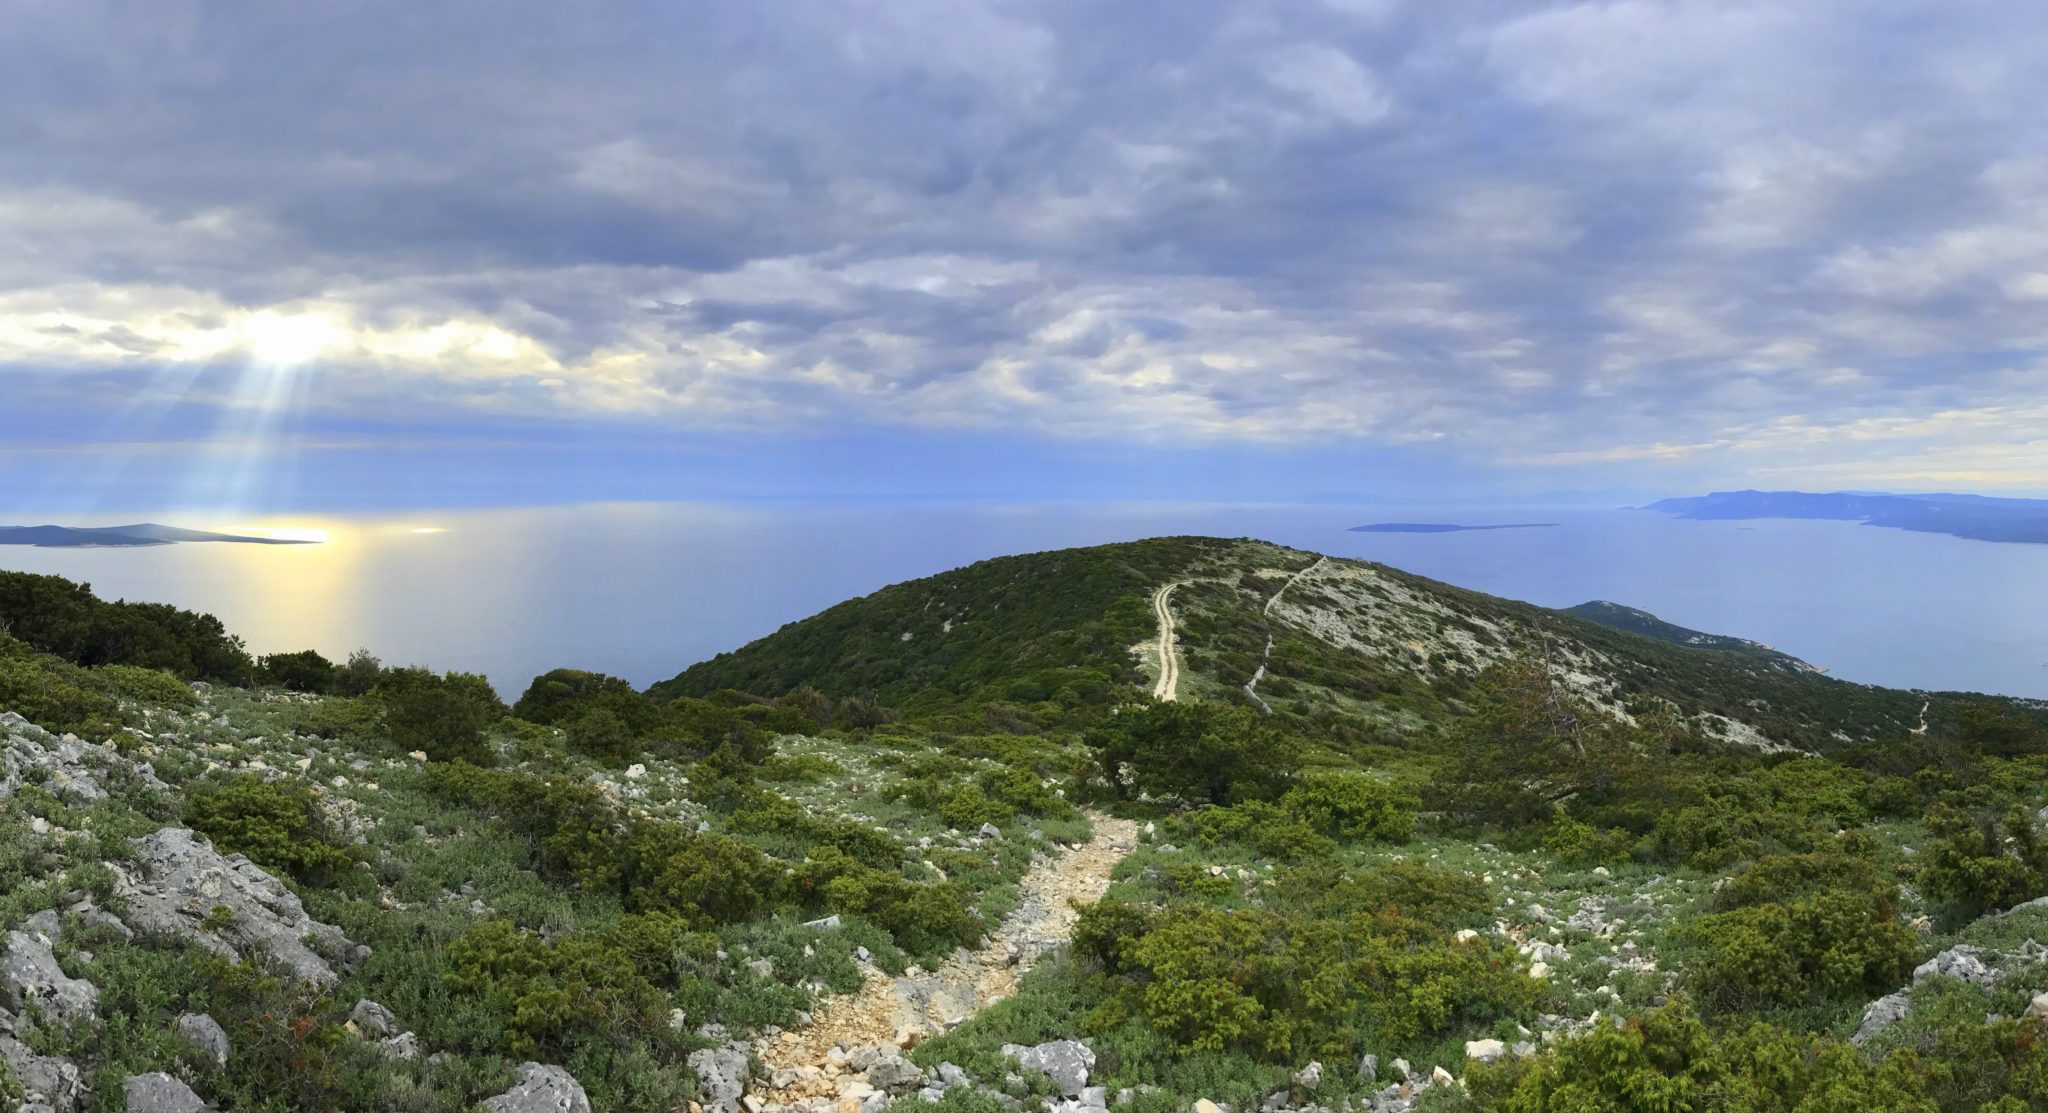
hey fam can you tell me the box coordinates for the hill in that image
[657,536,2009,753]
[1651,489,2048,544]
[8,543,2048,1113]
[0,523,315,547]
[1559,600,1819,674]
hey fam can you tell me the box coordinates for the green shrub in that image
[1280,773,1417,842]
[1083,903,1541,1061]
[1917,803,2048,919]
[0,645,121,738]
[939,784,1014,830]
[381,671,504,763]
[1085,702,1301,805]
[184,775,360,886]
[977,765,1074,819]
[258,649,338,693]
[565,707,641,763]
[514,668,658,732]
[1170,801,1333,862]
[1541,814,1636,866]
[793,847,984,955]
[445,919,679,1058]
[1684,855,1918,1010]
[90,662,199,707]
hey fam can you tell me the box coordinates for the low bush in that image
[1279,773,1416,842]
[184,775,360,887]
[1917,803,2048,919]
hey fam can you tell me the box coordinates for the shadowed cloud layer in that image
[8,0,2048,503]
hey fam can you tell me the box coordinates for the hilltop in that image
[6,540,2048,1113]
[0,524,314,548]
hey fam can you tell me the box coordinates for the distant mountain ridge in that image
[1650,489,2048,544]
[0,523,312,547]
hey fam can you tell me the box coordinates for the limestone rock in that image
[173,1013,230,1067]
[1,712,167,805]
[1002,1040,1094,1098]
[867,1054,925,1094]
[481,1062,592,1113]
[688,1039,752,1113]
[1852,991,1911,1045]
[1914,945,1997,987]
[350,999,398,1038]
[2,1033,88,1113]
[121,1072,212,1113]
[1465,1039,1506,1063]
[1194,1102,1224,1113]
[110,828,362,990]
[1292,1061,1322,1090]
[1,928,99,1026]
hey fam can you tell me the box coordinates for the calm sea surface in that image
[3,502,2043,699]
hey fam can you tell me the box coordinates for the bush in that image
[1542,814,1636,866]
[938,784,1014,830]
[0,643,121,738]
[184,775,359,886]
[1280,773,1417,842]
[1085,702,1301,805]
[0,570,252,681]
[1918,803,2048,919]
[445,919,680,1058]
[259,649,337,693]
[380,671,505,763]
[1081,902,1542,1061]
[1685,852,1918,1010]
[514,668,658,732]
[565,707,640,763]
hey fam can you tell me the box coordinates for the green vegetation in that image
[11,540,2048,1113]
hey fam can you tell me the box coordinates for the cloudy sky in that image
[8,0,2048,510]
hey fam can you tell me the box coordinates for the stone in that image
[688,1039,752,1113]
[379,1032,422,1060]
[2,1034,88,1113]
[1390,1058,1411,1081]
[174,1013,230,1067]
[2029,992,2048,1018]
[122,1072,212,1113]
[1194,1102,1224,1113]
[1852,991,1912,1045]
[1078,1085,1108,1109]
[1,928,99,1026]
[482,1062,591,1113]
[1453,929,1479,943]
[936,1062,970,1089]
[1528,962,1551,979]
[1430,1066,1454,1086]
[350,999,398,1038]
[1292,1061,1322,1090]
[1465,1039,1506,1063]
[1358,1054,1377,1082]
[1002,1040,1095,1098]
[1914,945,1998,987]
[866,1054,925,1094]
[979,823,1002,838]
[894,974,980,1034]
[802,915,843,930]
[111,829,362,990]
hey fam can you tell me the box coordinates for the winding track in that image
[1150,581,1186,701]
[1243,557,1326,712]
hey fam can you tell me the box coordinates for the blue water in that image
[3,502,2043,699]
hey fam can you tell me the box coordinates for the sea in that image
[2,501,2042,700]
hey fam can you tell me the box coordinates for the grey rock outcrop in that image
[481,1063,591,1113]
[1914,944,1997,987]
[1852,991,1912,1045]
[1,712,166,805]
[866,1053,925,1094]
[1002,1040,1094,1098]
[1,929,99,1026]
[110,828,362,989]
[1,1029,88,1113]
[350,999,398,1038]
[688,1038,752,1113]
[122,1072,211,1113]
[173,1013,230,1067]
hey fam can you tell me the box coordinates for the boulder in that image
[1002,1040,1095,1098]
[121,1072,211,1113]
[1194,1103,1224,1113]
[379,1032,422,1061]
[894,974,980,1034]
[1465,1039,1506,1063]
[111,829,362,990]
[1292,1061,1322,1090]
[173,1013,230,1067]
[1,1033,88,1113]
[866,1054,925,1094]
[1914,945,1997,987]
[687,1039,751,1113]
[1,929,99,1026]
[350,999,398,1038]
[1851,991,1911,1045]
[481,1063,591,1113]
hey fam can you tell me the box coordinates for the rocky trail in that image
[745,811,1141,1113]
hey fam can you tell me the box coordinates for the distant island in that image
[0,523,315,548]
[1650,490,2048,545]
[1349,521,1557,533]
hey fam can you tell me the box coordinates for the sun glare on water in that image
[227,524,334,544]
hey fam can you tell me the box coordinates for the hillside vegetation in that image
[7,540,2048,1113]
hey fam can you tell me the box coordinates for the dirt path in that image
[1242,557,1324,713]
[751,812,1141,1107]
[1151,581,1186,701]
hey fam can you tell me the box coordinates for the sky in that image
[8,0,2048,512]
